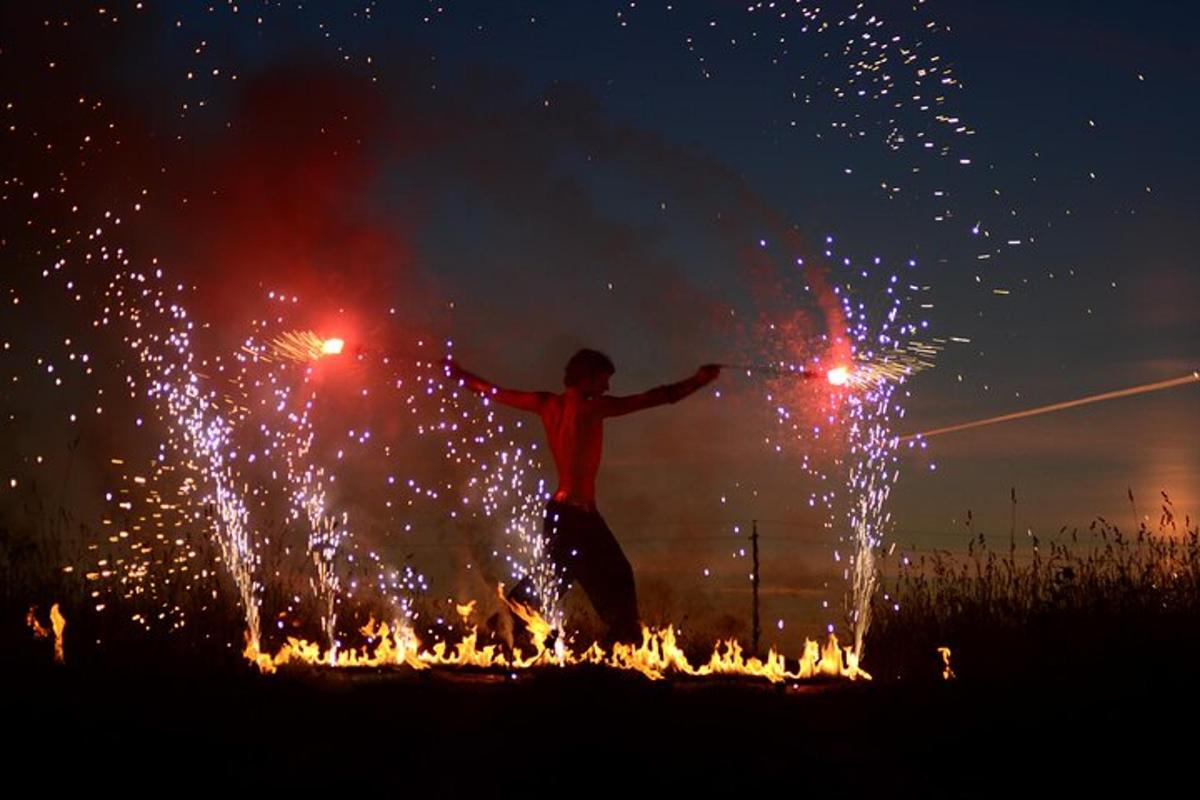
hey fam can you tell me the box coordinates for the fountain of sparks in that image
[248,328,559,647]
[105,270,267,654]
[750,244,935,661]
[402,349,564,633]
[83,266,445,660]
[833,260,932,658]
[231,325,451,661]
[251,356,345,658]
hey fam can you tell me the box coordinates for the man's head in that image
[564,348,614,394]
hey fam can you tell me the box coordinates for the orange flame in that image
[244,587,872,683]
[938,646,955,680]
[499,585,556,666]
[455,600,477,622]
[250,618,429,674]
[50,604,66,664]
[28,604,66,664]
[27,606,50,639]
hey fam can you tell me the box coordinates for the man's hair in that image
[563,348,615,388]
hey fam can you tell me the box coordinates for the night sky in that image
[2,1,1196,639]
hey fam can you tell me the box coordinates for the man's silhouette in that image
[447,349,720,646]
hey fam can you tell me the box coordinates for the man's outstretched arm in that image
[444,358,549,413]
[600,365,721,418]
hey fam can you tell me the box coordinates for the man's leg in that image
[504,575,540,607]
[489,505,573,649]
[554,511,641,645]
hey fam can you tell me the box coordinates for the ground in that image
[6,655,1191,794]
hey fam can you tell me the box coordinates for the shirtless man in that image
[446,349,721,645]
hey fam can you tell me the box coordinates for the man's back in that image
[540,390,606,509]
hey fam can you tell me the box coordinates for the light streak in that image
[721,349,932,389]
[902,372,1199,441]
[720,362,840,383]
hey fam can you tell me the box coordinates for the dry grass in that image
[867,492,1199,680]
[9,471,1200,682]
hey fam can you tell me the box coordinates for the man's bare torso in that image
[449,359,717,511]
[540,390,605,510]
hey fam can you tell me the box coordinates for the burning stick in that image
[260,330,448,371]
[719,362,852,386]
[902,371,1200,441]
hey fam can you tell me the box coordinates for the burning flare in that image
[826,366,850,386]
[254,330,348,363]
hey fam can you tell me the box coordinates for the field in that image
[5,491,1198,791]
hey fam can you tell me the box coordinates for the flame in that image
[250,618,429,673]
[320,337,345,356]
[499,585,556,666]
[27,604,66,663]
[455,600,477,622]
[50,604,66,664]
[938,646,955,680]
[827,366,850,386]
[244,587,872,683]
[27,606,50,639]
[242,632,277,674]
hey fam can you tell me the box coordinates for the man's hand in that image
[696,364,722,386]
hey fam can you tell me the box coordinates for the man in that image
[446,349,720,647]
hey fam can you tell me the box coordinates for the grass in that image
[7,473,1200,683]
[866,491,1200,680]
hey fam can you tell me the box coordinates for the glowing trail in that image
[720,350,930,388]
[719,362,849,385]
[902,372,1199,442]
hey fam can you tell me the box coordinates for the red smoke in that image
[142,66,426,348]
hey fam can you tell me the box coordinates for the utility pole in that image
[1010,487,1017,554]
[751,519,760,655]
